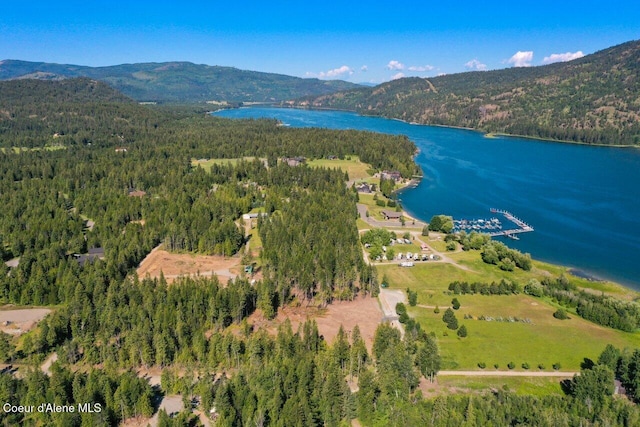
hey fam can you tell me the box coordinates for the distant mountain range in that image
[0,60,361,103]
[293,40,640,146]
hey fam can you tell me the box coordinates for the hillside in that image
[0,60,361,103]
[294,40,640,146]
[0,78,161,147]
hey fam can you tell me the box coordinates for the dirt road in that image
[378,288,406,337]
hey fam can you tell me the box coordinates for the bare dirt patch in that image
[137,245,242,284]
[250,295,383,351]
[0,307,52,335]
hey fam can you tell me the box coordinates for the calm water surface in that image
[215,108,640,289]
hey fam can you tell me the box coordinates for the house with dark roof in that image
[356,183,372,193]
[381,170,402,181]
[282,156,306,167]
[381,210,403,220]
[73,247,105,266]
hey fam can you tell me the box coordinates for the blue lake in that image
[214,107,640,289]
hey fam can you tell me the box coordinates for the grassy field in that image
[191,157,262,171]
[306,156,372,180]
[437,376,565,396]
[377,251,640,371]
[358,193,403,222]
[1,145,67,153]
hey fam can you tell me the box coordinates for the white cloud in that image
[306,65,353,79]
[387,60,405,70]
[507,51,534,67]
[542,51,584,64]
[408,65,435,72]
[391,72,405,80]
[324,65,353,78]
[361,65,368,72]
[464,59,487,71]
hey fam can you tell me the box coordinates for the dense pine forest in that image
[1,78,640,426]
[295,40,640,146]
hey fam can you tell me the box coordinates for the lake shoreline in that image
[273,104,639,149]
[214,107,640,292]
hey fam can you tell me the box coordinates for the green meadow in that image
[436,376,565,396]
[306,155,373,180]
[377,251,640,371]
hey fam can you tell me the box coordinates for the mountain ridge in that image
[0,60,361,103]
[292,40,640,146]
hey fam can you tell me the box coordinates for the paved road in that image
[438,370,578,377]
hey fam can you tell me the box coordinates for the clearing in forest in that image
[250,295,383,351]
[136,244,243,284]
[0,307,52,335]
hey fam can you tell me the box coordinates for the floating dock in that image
[488,208,534,238]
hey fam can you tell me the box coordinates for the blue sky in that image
[1,1,639,83]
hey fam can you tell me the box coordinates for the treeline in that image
[524,276,640,332]
[448,279,521,295]
[209,320,441,426]
[259,172,372,304]
[480,240,532,271]
[0,366,153,426]
[12,273,256,368]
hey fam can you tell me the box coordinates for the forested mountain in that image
[294,40,640,145]
[0,78,160,148]
[0,59,361,102]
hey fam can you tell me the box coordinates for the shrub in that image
[446,241,457,251]
[451,298,461,310]
[457,325,468,337]
[538,363,545,370]
[407,288,418,306]
[553,309,569,320]
[553,363,561,370]
[524,279,544,297]
[507,362,515,370]
[477,362,486,369]
[494,363,499,369]
[522,362,530,370]
[442,308,459,330]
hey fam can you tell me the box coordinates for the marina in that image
[454,209,534,239]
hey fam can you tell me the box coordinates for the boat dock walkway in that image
[488,209,534,238]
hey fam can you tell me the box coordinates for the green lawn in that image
[306,156,372,180]
[191,157,261,171]
[437,376,565,396]
[376,251,640,371]
[1,145,67,153]
[358,193,404,222]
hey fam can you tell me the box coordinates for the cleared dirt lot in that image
[137,245,242,284]
[251,295,384,351]
[0,307,52,335]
